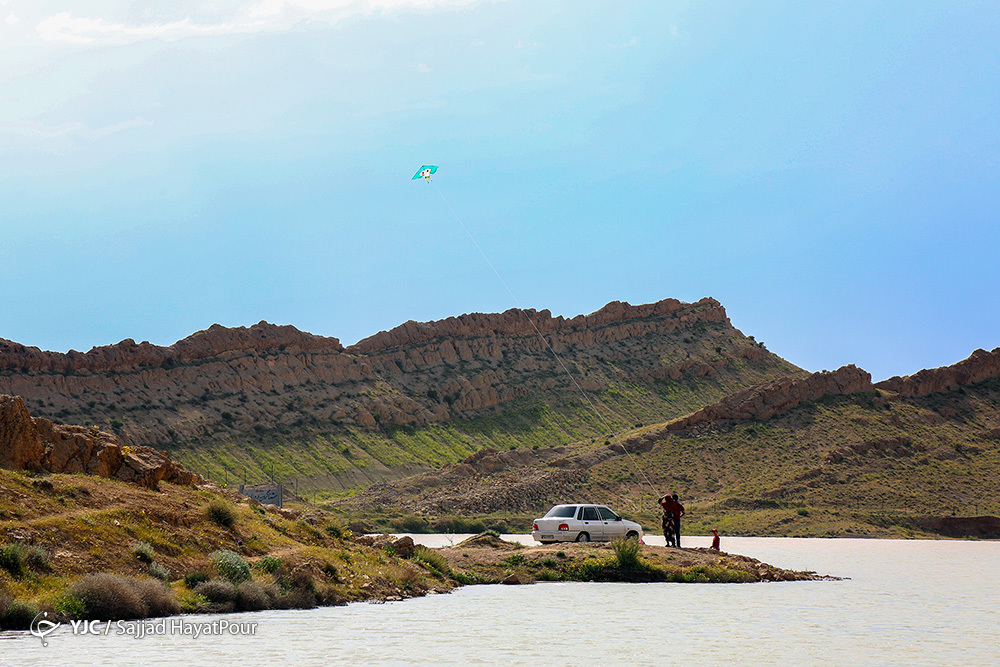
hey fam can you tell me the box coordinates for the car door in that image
[597,506,624,540]
[577,505,604,541]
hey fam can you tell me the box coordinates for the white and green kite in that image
[412,165,438,181]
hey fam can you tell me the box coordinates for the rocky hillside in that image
[338,348,1000,539]
[0,298,803,490]
[1,395,200,490]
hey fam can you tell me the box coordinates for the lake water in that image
[2,536,998,666]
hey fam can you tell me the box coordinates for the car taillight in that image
[532,523,538,531]
[558,523,569,531]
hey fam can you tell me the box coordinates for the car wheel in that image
[576,532,590,543]
[625,531,639,540]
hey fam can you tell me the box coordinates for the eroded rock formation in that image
[876,347,1000,398]
[0,394,201,489]
[663,365,873,431]
[0,298,794,447]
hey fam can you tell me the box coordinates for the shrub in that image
[0,598,39,630]
[207,500,239,528]
[236,580,273,612]
[0,543,26,578]
[324,521,344,539]
[194,579,236,604]
[210,550,251,584]
[504,553,525,567]
[70,573,148,620]
[23,544,50,572]
[133,578,180,617]
[148,562,171,581]
[412,545,450,576]
[132,540,155,564]
[611,537,643,572]
[184,572,210,589]
[254,555,282,574]
[797,508,810,517]
[274,587,316,610]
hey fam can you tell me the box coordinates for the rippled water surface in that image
[3,537,998,666]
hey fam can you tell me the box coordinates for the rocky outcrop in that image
[0,394,201,489]
[0,298,797,447]
[663,365,873,431]
[876,347,1000,398]
[0,321,343,375]
[0,394,46,470]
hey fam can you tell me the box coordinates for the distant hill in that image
[338,348,1000,539]
[0,298,802,493]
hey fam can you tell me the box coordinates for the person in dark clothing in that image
[710,528,720,551]
[661,510,676,547]
[659,493,684,547]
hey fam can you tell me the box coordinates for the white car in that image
[531,504,644,544]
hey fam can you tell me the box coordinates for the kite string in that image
[430,180,659,502]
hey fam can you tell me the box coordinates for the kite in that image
[412,165,438,181]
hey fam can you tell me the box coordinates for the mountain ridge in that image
[0,297,802,490]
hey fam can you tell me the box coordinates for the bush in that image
[210,550,251,585]
[23,544,50,572]
[412,545,450,576]
[132,578,180,617]
[148,562,171,581]
[184,572,210,589]
[611,537,643,572]
[254,555,283,574]
[0,543,26,578]
[236,580,274,612]
[324,521,344,539]
[132,540,155,564]
[194,579,236,604]
[207,500,239,528]
[0,598,39,630]
[69,573,148,620]
[0,542,49,578]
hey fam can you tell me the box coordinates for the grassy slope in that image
[0,468,455,618]
[168,351,803,498]
[579,377,1000,537]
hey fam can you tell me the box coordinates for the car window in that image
[597,507,619,521]
[580,506,599,521]
[544,506,578,518]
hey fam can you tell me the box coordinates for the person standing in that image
[669,493,685,548]
[710,528,720,551]
[658,494,676,547]
[659,493,685,548]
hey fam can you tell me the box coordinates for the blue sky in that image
[1,1,998,381]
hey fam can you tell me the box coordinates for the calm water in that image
[2,537,998,666]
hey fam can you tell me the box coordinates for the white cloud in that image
[35,0,490,45]
[0,116,153,146]
[412,62,430,73]
[36,11,266,44]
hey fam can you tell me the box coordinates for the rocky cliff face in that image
[0,394,201,489]
[663,365,874,431]
[875,347,1000,398]
[0,298,791,449]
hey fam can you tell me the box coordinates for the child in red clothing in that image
[710,528,720,550]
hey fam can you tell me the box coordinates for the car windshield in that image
[544,506,578,518]
[598,507,619,521]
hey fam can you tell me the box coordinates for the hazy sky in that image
[2,1,998,381]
